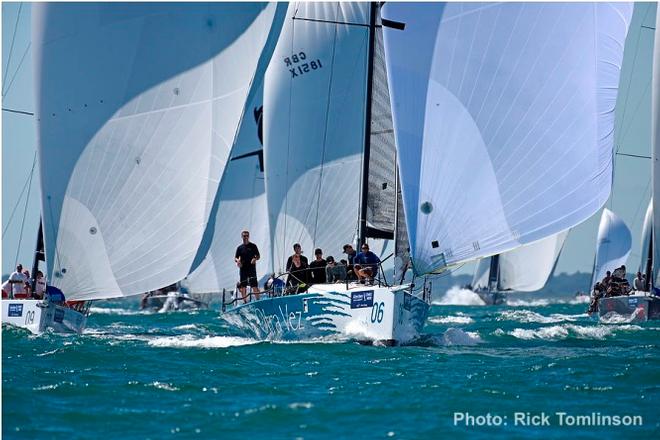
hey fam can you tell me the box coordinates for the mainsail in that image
[365,9,397,239]
[591,209,632,287]
[472,231,568,292]
[382,2,633,275]
[33,3,285,299]
[264,2,371,272]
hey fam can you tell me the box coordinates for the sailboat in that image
[471,232,569,305]
[590,209,632,288]
[585,208,633,316]
[597,8,660,321]
[219,2,429,345]
[219,2,632,344]
[1,2,287,333]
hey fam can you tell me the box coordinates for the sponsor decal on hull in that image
[8,303,23,317]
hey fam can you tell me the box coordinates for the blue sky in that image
[1,2,656,279]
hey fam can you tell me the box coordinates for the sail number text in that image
[371,302,385,323]
[284,52,323,78]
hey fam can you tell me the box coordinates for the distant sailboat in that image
[590,209,632,289]
[597,7,660,321]
[1,2,287,333]
[471,232,569,305]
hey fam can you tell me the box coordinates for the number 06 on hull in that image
[220,284,430,346]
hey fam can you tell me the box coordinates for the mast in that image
[488,254,500,293]
[30,220,45,292]
[645,226,653,291]
[358,2,377,246]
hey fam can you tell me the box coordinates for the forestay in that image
[264,2,370,272]
[591,209,632,288]
[33,3,285,299]
[382,2,633,275]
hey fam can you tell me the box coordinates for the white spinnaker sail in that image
[33,3,285,300]
[640,200,652,274]
[591,209,632,287]
[182,80,271,293]
[653,9,660,285]
[498,231,568,292]
[471,231,568,292]
[264,2,371,272]
[382,3,632,275]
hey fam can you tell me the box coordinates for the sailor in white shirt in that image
[8,264,28,298]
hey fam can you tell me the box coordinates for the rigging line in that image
[2,41,31,98]
[616,78,652,147]
[292,16,371,28]
[629,178,651,236]
[615,152,651,159]
[2,3,23,90]
[1,107,34,116]
[614,6,646,150]
[311,3,341,247]
[281,14,296,270]
[2,151,37,238]
[14,151,36,267]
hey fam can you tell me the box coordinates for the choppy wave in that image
[441,328,482,345]
[497,310,585,324]
[428,314,475,325]
[89,307,144,316]
[148,335,259,348]
[599,311,645,324]
[500,324,643,341]
[432,287,486,306]
[172,324,204,331]
[507,296,591,307]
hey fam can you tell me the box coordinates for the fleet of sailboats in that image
[5,1,657,338]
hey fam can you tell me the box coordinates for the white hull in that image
[221,284,430,345]
[1,300,87,334]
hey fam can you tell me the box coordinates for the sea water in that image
[2,289,659,439]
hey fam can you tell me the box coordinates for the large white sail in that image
[653,9,660,285]
[382,3,633,275]
[591,209,632,287]
[182,79,272,293]
[264,2,371,272]
[33,3,285,300]
[498,231,568,292]
[472,231,568,292]
[472,258,491,291]
[640,201,652,274]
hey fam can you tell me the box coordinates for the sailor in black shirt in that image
[309,248,327,284]
[234,230,261,303]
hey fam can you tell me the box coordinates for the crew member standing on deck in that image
[234,230,261,303]
[8,264,28,299]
